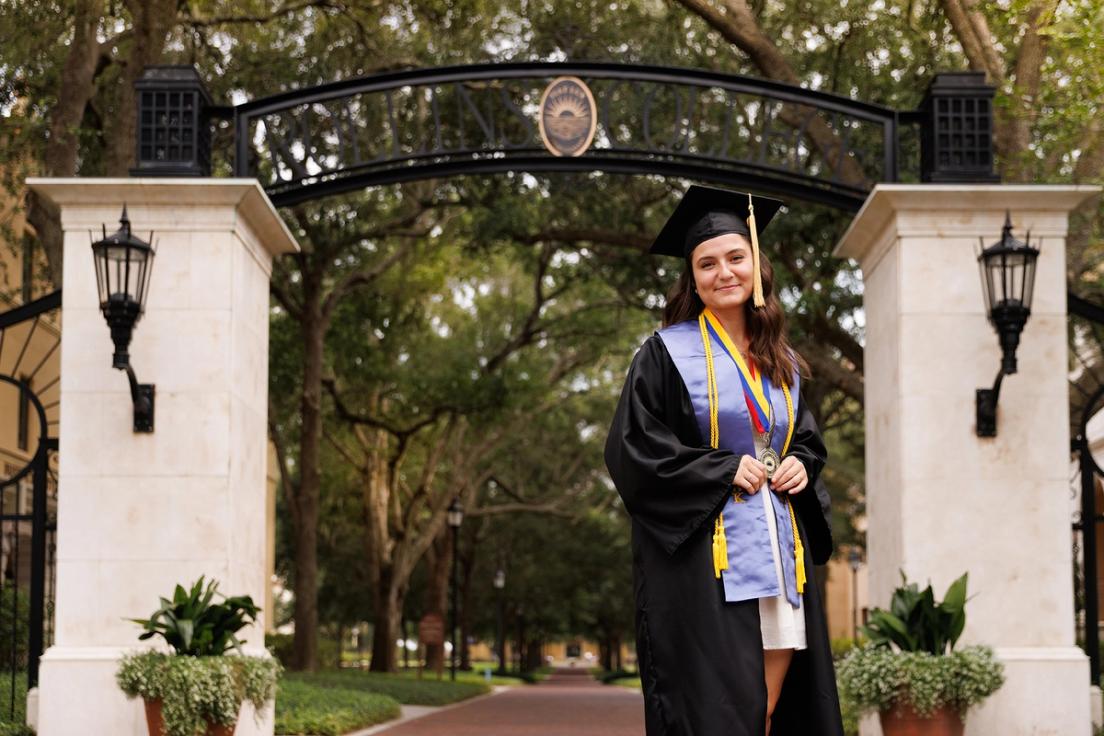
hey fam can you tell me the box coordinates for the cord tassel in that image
[747,193,765,308]
[788,502,806,594]
[713,514,728,578]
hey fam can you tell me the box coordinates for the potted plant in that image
[116,577,281,736]
[837,572,1005,736]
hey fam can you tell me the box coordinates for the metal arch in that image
[0,291,61,330]
[266,155,870,211]
[232,61,900,122]
[1078,382,1104,478]
[0,375,49,487]
[233,61,898,208]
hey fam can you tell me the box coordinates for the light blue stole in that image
[657,320,801,606]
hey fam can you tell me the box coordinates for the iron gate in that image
[1069,290,1104,684]
[0,290,60,719]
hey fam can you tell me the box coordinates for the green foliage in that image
[264,632,338,670]
[130,577,260,657]
[116,651,281,736]
[275,677,400,736]
[0,670,29,732]
[597,669,639,684]
[282,669,489,706]
[837,645,1004,717]
[831,636,861,659]
[0,588,30,671]
[861,572,967,655]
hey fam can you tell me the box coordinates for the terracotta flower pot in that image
[143,698,237,736]
[879,702,964,736]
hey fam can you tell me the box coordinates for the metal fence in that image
[0,290,60,719]
[1069,291,1104,684]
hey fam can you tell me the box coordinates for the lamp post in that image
[848,547,863,639]
[493,566,506,674]
[447,497,464,682]
[90,205,157,432]
[975,212,1040,437]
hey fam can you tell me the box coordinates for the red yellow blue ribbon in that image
[702,309,772,432]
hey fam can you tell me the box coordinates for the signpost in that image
[417,613,445,680]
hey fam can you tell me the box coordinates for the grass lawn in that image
[286,669,491,706]
[390,663,545,686]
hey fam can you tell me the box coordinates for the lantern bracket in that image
[124,364,155,433]
[976,369,1005,438]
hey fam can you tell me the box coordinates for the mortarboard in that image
[649,185,785,308]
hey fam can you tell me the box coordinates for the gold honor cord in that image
[699,314,805,593]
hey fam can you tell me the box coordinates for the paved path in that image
[364,668,644,735]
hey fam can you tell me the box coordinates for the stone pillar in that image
[25,178,298,736]
[834,184,1101,735]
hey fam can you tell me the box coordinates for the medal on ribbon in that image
[702,309,781,479]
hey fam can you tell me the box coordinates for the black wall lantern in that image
[91,206,157,432]
[975,212,1039,437]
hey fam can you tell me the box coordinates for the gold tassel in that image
[713,513,728,578]
[747,193,765,308]
[788,502,806,593]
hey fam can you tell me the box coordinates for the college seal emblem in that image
[538,77,597,157]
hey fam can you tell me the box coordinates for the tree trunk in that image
[107,0,176,176]
[369,570,408,673]
[26,0,105,288]
[291,294,324,672]
[458,527,479,671]
[423,531,450,672]
[515,611,526,672]
[600,637,612,672]
[525,637,543,672]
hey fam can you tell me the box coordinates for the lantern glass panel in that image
[982,257,998,312]
[1023,254,1037,311]
[94,249,108,306]
[105,244,149,302]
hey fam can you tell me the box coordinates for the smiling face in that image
[690,232,755,313]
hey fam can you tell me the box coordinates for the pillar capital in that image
[834,183,1099,274]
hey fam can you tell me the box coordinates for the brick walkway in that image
[367,668,645,735]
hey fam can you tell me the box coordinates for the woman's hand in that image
[733,455,768,495]
[771,456,808,495]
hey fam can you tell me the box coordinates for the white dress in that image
[752,427,807,651]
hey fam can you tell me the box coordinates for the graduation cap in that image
[649,185,785,308]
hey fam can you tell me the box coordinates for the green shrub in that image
[831,636,860,659]
[598,669,638,684]
[838,684,859,736]
[0,589,29,670]
[275,678,400,736]
[837,645,1004,717]
[264,632,339,669]
[117,651,281,736]
[284,670,488,705]
[265,633,293,668]
[0,671,28,728]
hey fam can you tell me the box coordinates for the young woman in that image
[604,185,843,735]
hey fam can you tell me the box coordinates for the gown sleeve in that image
[786,389,834,565]
[604,334,743,556]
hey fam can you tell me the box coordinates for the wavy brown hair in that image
[662,248,811,387]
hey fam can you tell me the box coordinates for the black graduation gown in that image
[604,334,844,736]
